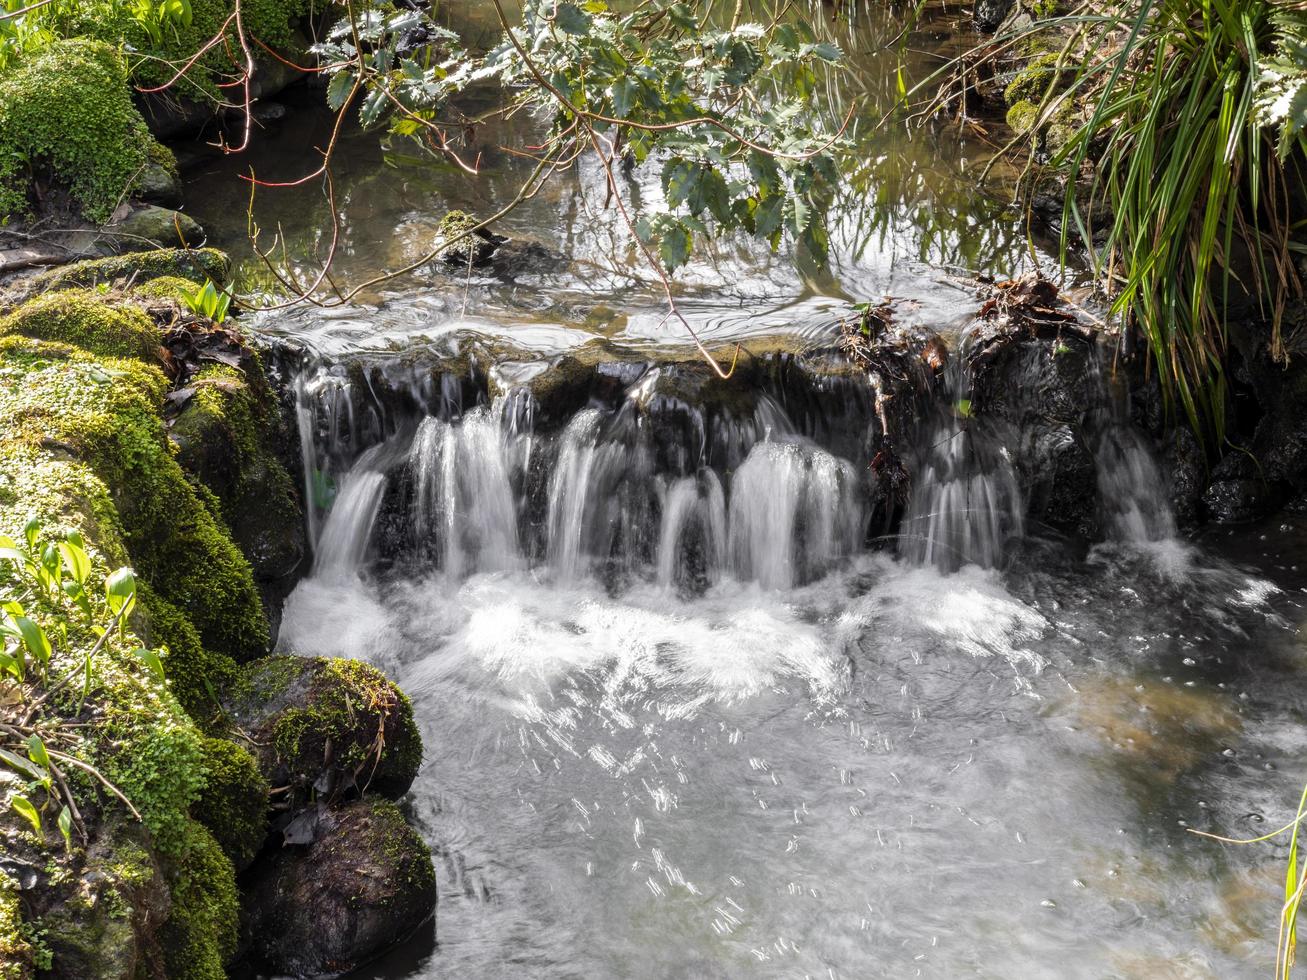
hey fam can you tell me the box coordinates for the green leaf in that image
[133,647,167,685]
[955,398,973,419]
[359,88,388,129]
[610,77,637,119]
[554,3,592,36]
[11,796,40,834]
[13,617,49,665]
[754,194,785,240]
[658,219,692,273]
[58,536,90,586]
[0,747,46,783]
[25,735,50,771]
[58,806,72,851]
[105,567,136,618]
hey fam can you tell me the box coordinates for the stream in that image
[182,4,1307,977]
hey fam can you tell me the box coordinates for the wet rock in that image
[1164,426,1205,527]
[136,161,184,209]
[105,205,204,251]
[243,797,436,978]
[169,359,307,601]
[974,0,1016,32]
[968,330,1101,538]
[1202,478,1274,524]
[222,655,422,806]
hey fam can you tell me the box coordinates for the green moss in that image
[195,737,269,871]
[130,275,204,304]
[159,822,239,980]
[44,0,309,96]
[358,798,435,906]
[170,363,304,581]
[16,248,231,298]
[0,883,34,980]
[274,658,422,796]
[0,333,268,659]
[1006,99,1040,135]
[0,40,162,223]
[231,656,423,799]
[0,290,162,362]
[1003,52,1068,107]
[134,581,237,723]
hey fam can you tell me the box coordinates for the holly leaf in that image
[555,3,592,36]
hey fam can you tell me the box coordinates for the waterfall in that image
[899,421,1025,573]
[312,444,388,582]
[409,408,521,577]
[295,366,360,553]
[1095,427,1177,544]
[727,440,862,589]
[656,469,727,591]
[546,409,604,580]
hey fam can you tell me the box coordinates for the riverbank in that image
[0,249,434,979]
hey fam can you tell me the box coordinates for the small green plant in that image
[0,517,152,847]
[178,279,232,324]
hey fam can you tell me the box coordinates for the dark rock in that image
[1164,426,1205,526]
[1202,478,1275,523]
[969,331,1101,538]
[222,655,422,807]
[974,0,1016,33]
[136,162,184,209]
[243,798,436,979]
[105,205,205,251]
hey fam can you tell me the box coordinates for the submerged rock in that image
[222,655,422,806]
[105,204,205,251]
[243,797,436,978]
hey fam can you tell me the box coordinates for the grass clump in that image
[974,0,1307,446]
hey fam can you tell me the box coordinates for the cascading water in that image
[897,349,1025,576]
[272,343,1295,980]
[656,468,728,592]
[311,443,389,582]
[410,408,522,577]
[1095,426,1177,544]
[727,440,862,589]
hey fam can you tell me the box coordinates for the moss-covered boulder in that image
[0,40,164,224]
[243,797,436,977]
[8,248,230,304]
[158,823,240,980]
[223,656,422,802]
[170,363,305,592]
[195,737,270,872]
[0,333,269,670]
[15,820,172,980]
[0,290,162,362]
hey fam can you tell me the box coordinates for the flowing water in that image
[271,367,1307,980]
[178,2,1307,975]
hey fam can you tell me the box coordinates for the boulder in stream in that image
[242,797,436,978]
[222,655,423,805]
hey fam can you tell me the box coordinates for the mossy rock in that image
[243,797,435,977]
[130,275,205,305]
[1006,99,1040,135]
[0,881,35,979]
[195,737,270,872]
[223,656,422,802]
[7,816,172,980]
[0,290,162,362]
[159,822,240,980]
[11,248,229,303]
[106,205,205,250]
[0,40,162,223]
[170,363,305,588]
[1003,52,1070,108]
[0,332,269,672]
